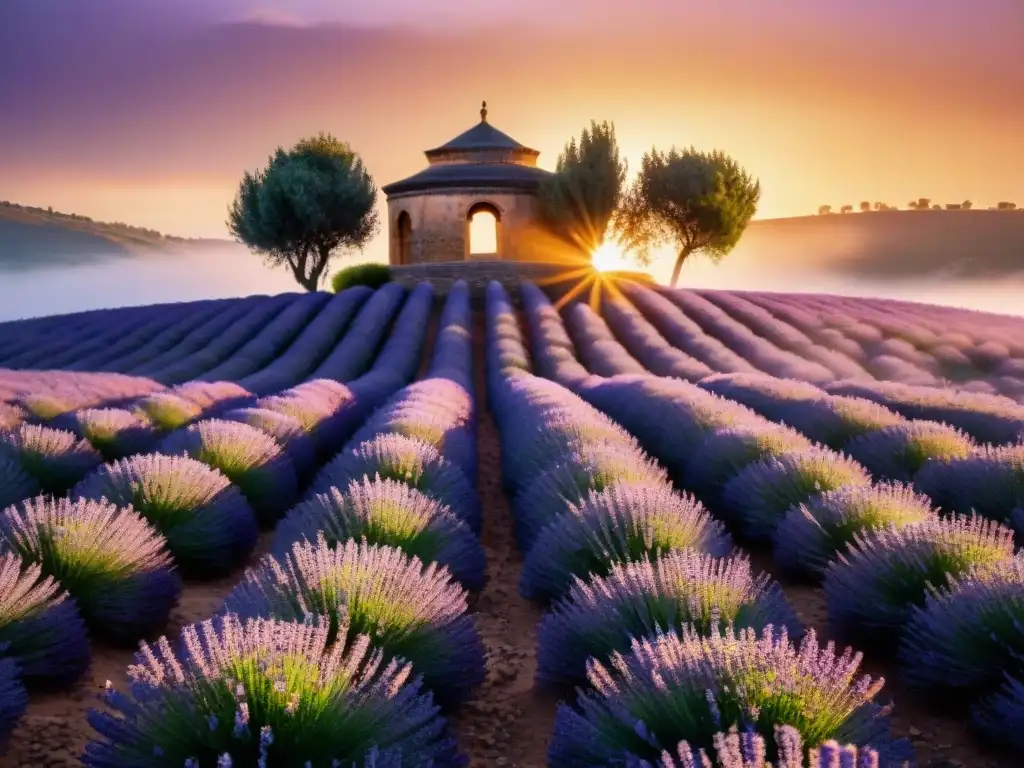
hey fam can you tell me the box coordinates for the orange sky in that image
[1,3,1021,270]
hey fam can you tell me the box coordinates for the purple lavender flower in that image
[0,647,27,747]
[520,483,733,603]
[222,537,485,707]
[0,497,181,641]
[547,625,908,767]
[823,515,1015,642]
[71,408,160,461]
[219,407,318,479]
[512,443,669,553]
[697,372,825,416]
[972,674,1024,751]
[721,449,872,541]
[156,419,299,525]
[773,484,937,580]
[271,476,486,591]
[0,455,39,510]
[684,424,814,508]
[844,421,975,483]
[83,614,465,767]
[171,381,253,413]
[776,396,906,451]
[310,434,480,534]
[900,552,1024,695]
[73,454,259,577]
[0,423,103,494]
[133,392,204,433]
[536,549,802,688]
[0,551,90,686]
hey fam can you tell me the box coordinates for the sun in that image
[590,241,628,272]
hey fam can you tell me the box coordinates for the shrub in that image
[310,434,480,534]
[72,408,160,461]
[824,515,1015,642]
[520,483,732,603]
[720,449,872,540]
[270,477,486,591]
[0,403,26,431]
[156,419,299,525]
[0,649,27,745]
[0,552,90,686]
[512,444,668,552]
[0,455,38,510]
[171,381,253,412]
[222,537,485,706]
[844,421,975,483]
[0,497,181,641]
[133,392,203,432]
[220,407,318,478]
[780,396,906,451]
[0,423,103,495]
[901,553,1024,696]
[773,484,936,580]
[973,675,1024,751]
[331,262,391,293]
[547,626,908,767]
[73,454,259,576]
[84,614,463,767]
[683,424,814,507]
[536,550,801,689]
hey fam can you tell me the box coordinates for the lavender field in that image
[1,279,1023,767]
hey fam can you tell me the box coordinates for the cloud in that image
[238,7,310,27]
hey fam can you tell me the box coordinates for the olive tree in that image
[615,146,760,287]
[538,120,628,254]
[228,133,379,291]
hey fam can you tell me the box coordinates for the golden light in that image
[590,240,628,272]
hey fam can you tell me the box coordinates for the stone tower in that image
[382,102,553,265]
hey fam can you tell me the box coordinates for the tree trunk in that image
[669,246,694,288]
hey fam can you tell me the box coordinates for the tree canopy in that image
[615,146,760,287]
[538,120,627,254]
[227,133,380,291]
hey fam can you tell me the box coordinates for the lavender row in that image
[489,282,907,766]
[84,284,481,764]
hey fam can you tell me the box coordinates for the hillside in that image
[0,202,228,268]
[741,209,1024,279]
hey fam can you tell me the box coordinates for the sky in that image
[0,0,1022,268]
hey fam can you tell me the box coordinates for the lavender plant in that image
[773,484,937,580]
[900,553,1024,696]
[547,626,908,767]
[721,449,872,541]
[156,419,299,525]
[83,614,465,767]
[0,423,103,494]
[222,537,485,706]
[310,434,481,534]
[844,421,975,483]
[520,483,733,603]
[823,515,1015,642]
[972,675,1024,751]
[73,454,259,576]
[0,551,90,686]
[777,396,906,451]
[0,455,38,509]
[0,648,27,746]
[536,550,801,688]
[0,497,181,641]
[133,392,203,432]
[0,403,26,431]
[71,408,160,461]
[271,477,486,591]
[512,444,669,552]
[220,407,318,479]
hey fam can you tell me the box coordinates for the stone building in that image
[381,102,553,265]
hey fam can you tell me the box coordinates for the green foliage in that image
[615,146,760,287]
[331,262,391,293]
[227,133,380,291]
[538,120,627,253]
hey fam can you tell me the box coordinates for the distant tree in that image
[227,133,379,292]
[615,146,760,288]
[539,120,628,254]
[945,203,961,210]
[859,201,871,212]
[917,198,932,210]
[961,200,973,210]
[840,205,854,214]
[817,204,832,215]
[931,204,942,211]
[907,201,917,210]
[873,202,884,211]
[997,201,1017,211]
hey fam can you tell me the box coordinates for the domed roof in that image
[383,102,549,197]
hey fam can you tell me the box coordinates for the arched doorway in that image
[396,211,413,265]
[466,202,501,258]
